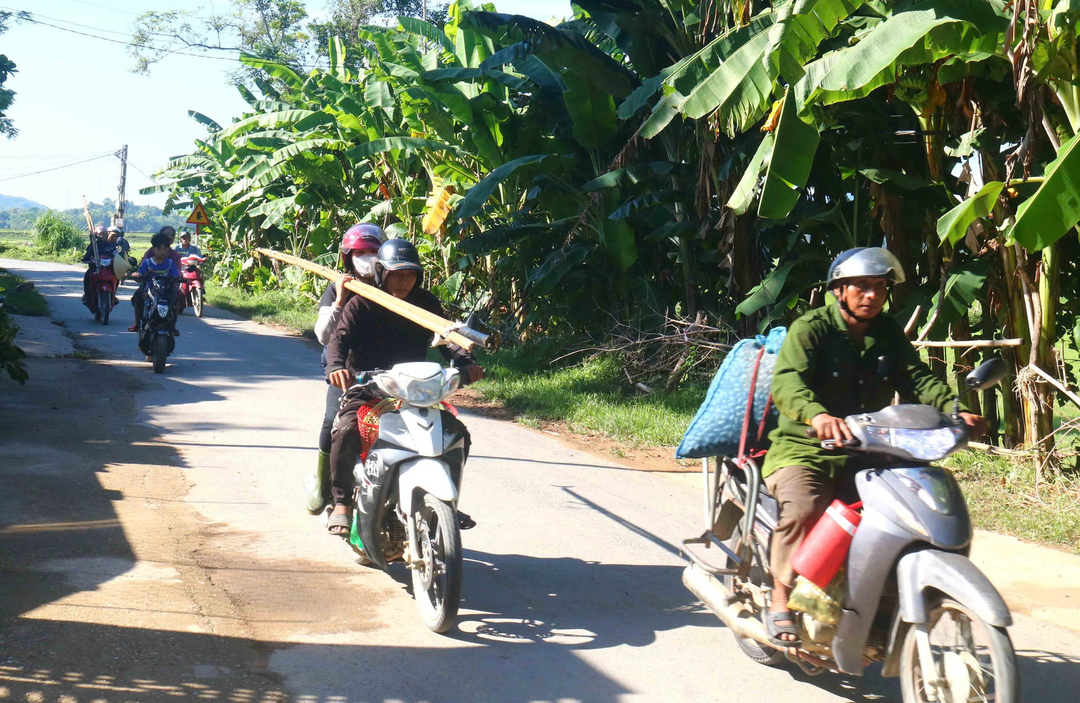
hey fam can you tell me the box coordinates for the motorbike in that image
[136,274,179,374]
[84,247,118,325]
[342,361,471,633]
[179,255,206,318]
[681,358,1018,703]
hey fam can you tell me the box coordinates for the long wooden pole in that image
[255,248,494,353]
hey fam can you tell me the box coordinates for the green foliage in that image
[0,268,32,384]
[1011,133,1080,250]
[31,211,84,255]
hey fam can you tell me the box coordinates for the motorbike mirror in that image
[965,358,1007,392]
[15,281,34,293]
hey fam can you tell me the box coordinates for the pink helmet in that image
[341,223,385,268]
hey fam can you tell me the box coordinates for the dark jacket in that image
[325,286,475,377]
[761,301,959,479]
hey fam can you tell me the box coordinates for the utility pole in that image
[113,144,127,230]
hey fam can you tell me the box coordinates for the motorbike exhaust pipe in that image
[682,563,784,653]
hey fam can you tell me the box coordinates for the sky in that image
[0,0,573,210]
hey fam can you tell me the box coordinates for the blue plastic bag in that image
[675,327,787,459]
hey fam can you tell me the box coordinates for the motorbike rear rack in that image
[679,456,763,581]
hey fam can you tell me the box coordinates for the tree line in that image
[145,0,1080,453]
[0,199,185,233]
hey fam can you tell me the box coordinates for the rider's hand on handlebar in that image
[810,413,855,446]
[462,365,484,385]
[335,274,354,307]
[329,369,354,392]
[959,411,988,438]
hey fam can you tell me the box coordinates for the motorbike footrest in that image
[681,535,739,576]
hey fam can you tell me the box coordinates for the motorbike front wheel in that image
[191,287,204,318]
[97,289,111,325]
[412,492,462,633]
[152,337,168,374]
[899,597,1018,703]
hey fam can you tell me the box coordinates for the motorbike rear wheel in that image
[899,597,1018,703]
[191,287,204,318]
[97,289,111,325]
[723,526,786,667]
[152,338,168,374]
[412,492,462,633]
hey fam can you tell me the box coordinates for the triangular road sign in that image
[187,202,211,226]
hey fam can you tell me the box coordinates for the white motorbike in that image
[345,362,471,633]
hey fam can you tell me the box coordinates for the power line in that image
[53,0,141,16]
[0,152,115,183]
[1,4,199,40]
[13,14,242,63]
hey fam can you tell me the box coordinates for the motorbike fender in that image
[896,549,1012,627]
[398,457,457,518]
[355,449,397,572]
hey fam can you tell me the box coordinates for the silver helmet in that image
[827,247,906,286]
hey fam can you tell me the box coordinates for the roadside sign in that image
[187,202,211,227]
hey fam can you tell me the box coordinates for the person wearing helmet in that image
[760,247,987,649]
[81,225,116,304]
[323,238,484,537]
[304,223,386,515]
[174,231,201,258]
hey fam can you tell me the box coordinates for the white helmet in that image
[828,247,906,286]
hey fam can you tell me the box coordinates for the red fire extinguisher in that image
[791,500,863,589]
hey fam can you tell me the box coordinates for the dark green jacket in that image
[761,302,958,479]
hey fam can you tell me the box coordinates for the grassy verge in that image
[205,282,317,337]
[0,240,82,265]
[946,451,1080,553]
[471,343,706,447]
[0,268,48,316]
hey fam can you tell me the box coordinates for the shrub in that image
[32,210,84,255]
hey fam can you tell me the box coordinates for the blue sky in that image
[0,0,573,210]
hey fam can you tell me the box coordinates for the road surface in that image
[2,259,1078,703]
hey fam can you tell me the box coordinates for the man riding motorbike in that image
[81,225,116,304]
[305,222,386,515]
[129,233,181,335]
[324,238,484,536]
[175,231,202,258]
[761,247,987,649]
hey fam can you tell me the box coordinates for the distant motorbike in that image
[83,247,119,324]
[681,358,1017,703]
[341,362,471,633]
[136,274,179,374]
[179,255,206,318]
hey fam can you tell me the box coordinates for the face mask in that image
[352,253,378,279]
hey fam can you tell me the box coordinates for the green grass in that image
[0,239,82,264]
[0,268,48,316]
[471,344,707,447]
[946,451,1080,553]
[205,282,317,336]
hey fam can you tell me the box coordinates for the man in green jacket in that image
[761,247,987,648]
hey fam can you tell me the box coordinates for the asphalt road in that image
[2,258,1080,703]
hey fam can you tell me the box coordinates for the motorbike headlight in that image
[402,374,450,406]
[156,304,170,317]
[889,427,966,461]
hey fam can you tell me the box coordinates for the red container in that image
[791,500,863,589]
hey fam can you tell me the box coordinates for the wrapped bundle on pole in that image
[255,248,495,353]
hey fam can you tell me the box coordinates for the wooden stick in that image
[1028,363,1080,411]
[256,248,494,352]
[904,305,922,337]
[911,338,1023,348]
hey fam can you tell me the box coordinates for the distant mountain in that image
[0,194,47,210]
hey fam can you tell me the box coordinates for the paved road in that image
[2,258,1079,703]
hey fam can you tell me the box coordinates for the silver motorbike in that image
[682,358,1018,702]
[346,361,470,633]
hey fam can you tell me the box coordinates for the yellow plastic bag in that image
[788,568,845,626]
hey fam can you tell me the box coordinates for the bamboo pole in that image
[255,248,494,353]
[911,338,1024,349]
